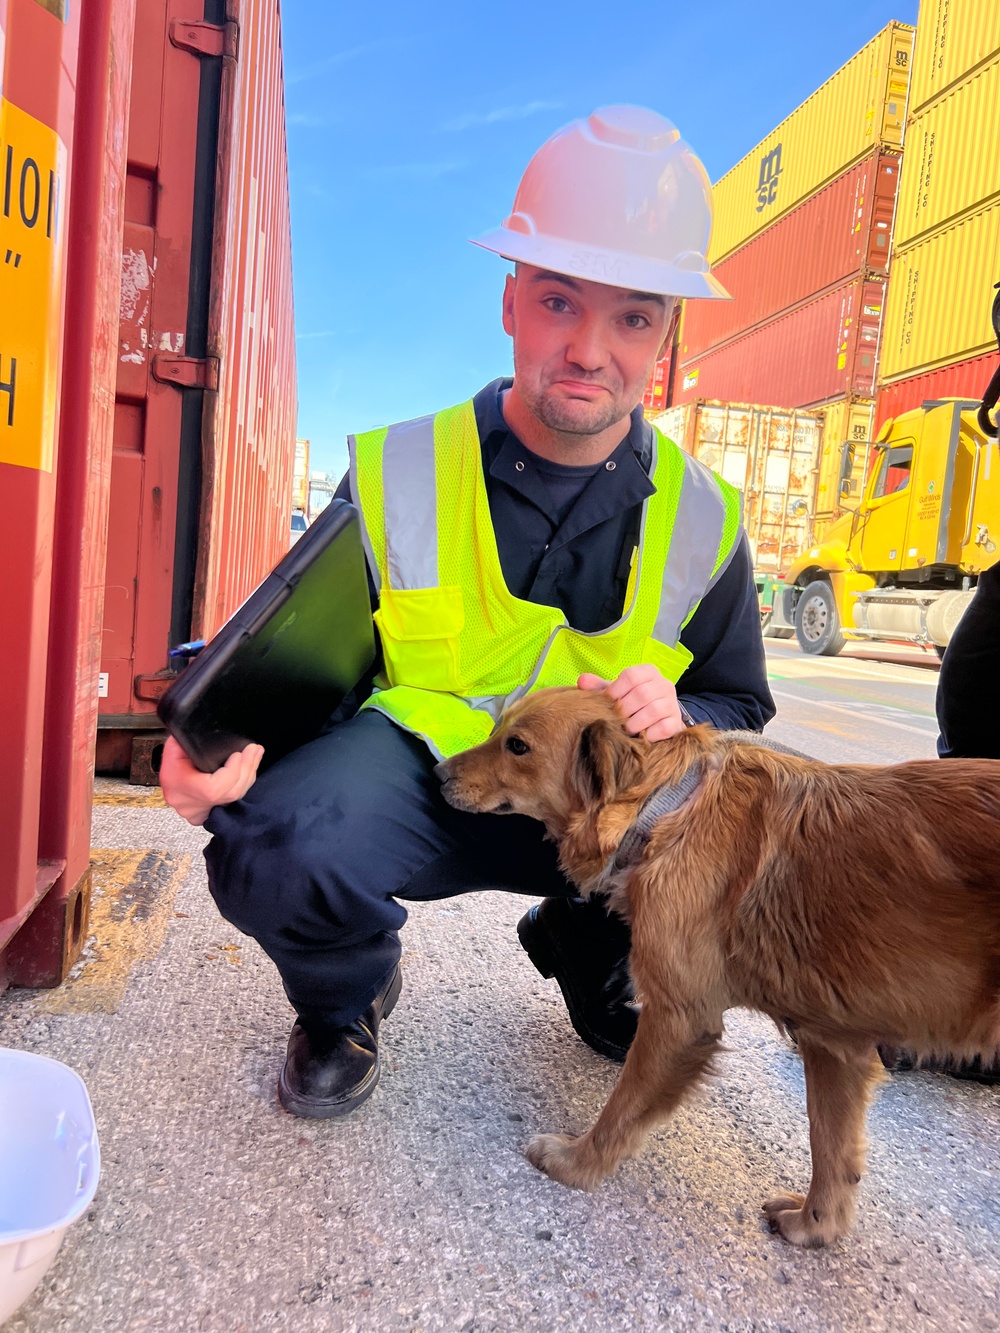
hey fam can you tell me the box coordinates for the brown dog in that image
[435,686,1000,1248]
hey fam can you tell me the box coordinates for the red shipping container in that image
[875,352,999,430]
[98,0,296,770]
[672,277,887,410]
[681,151,900,365]
[1,0,135,986]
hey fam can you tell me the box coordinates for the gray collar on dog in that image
[593,759,704,895]
[590,730,806,896]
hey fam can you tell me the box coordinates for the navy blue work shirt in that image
[335,378,774,733]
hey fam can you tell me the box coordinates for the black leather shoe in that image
[878,1045,1000,1085]
[278,966,403,1118]
[517,897,638,1063]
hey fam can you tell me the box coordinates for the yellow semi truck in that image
[771,399,1000,654]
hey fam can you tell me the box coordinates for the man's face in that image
[502,265,677,438]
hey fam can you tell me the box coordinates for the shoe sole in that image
[516,910,630,1064]
[278,968,403,1120]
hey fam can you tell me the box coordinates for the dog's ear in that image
[572,719,644,806]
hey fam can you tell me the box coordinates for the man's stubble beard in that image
[518,372,629,439]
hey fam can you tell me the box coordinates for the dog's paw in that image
[525,1133,601,1191]
[762,1194,843,1249]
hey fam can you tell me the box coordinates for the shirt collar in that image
[473,378,656,546]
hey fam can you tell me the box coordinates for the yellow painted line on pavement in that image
[38,849,191,1014]
[92,788,167,808]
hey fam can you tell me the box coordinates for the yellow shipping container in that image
[815,399,875,519]
[879,196,1000,382]
[909,0,1000,114]
[709,23,913,264]
[895,51,1000,247]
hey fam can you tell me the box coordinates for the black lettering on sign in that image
[20,157,40,228]
[2,145,58,236]
[0,356,16,428]
[756,143,783,213]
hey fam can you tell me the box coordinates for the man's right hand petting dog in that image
[435,686,1000,1249]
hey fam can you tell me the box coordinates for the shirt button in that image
[605,460,616,471]
[515,460,525,472]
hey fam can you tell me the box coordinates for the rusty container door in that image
[651,401,824,575]
[680,151,900,368]
[99,0,296,770]
[0,0,135,986]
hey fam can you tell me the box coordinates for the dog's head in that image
[436,687,660,837]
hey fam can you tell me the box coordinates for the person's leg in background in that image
[879,560,1000,1084]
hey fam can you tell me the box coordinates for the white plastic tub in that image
[0,1050,100,1325]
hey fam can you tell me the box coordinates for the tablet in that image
[158,499,376,773]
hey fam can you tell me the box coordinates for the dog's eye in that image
[505,735,530,756]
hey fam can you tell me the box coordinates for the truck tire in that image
[794,579,846,656]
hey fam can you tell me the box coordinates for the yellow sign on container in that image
[894,51,1000,248]
[709,23,913,265]
[0,97,66,472]
[879,196,1000,383]
[909,0,1000,115]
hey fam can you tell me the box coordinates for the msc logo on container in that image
[756,144,783,213]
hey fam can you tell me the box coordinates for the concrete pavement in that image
[2,650,998,1332]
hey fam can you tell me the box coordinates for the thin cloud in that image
[285,42,383,86]
[441,100,563,132]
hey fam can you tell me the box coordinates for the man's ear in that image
[502,272,516,337]
[571,719,644,806]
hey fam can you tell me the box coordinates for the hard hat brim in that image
[470,228,731,301]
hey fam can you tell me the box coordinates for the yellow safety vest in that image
[349,399,742,759]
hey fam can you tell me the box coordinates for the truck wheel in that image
[794,579,845,656]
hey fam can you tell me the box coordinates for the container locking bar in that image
[151,355,220,391]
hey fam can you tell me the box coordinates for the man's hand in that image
[159,735,264,826]
[578,665,685,742]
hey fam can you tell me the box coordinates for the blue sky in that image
[282,0,919,482]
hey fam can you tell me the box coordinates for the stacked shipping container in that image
[669,22,913,421]
[876,0,1000,427]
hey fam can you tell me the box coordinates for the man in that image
[161,105,775,1119]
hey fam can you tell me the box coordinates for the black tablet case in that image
[158,499,376,773]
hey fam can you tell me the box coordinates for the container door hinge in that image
[134,671,180,702]
[151,355,220,391]
[169,19,239,60]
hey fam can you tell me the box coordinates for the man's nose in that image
[564,317,608,372]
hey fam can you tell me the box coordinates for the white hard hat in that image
[471,105,729,300]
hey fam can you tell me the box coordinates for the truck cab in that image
[775,399,998,654]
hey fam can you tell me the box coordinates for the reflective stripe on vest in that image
[349,399,742,758]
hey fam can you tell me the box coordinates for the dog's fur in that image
[436,687,1000,1247]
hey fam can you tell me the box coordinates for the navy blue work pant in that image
[938,561,1000,760]
[204,710,629,1026]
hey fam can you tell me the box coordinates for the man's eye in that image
[505,735,530,756]
[544,297,569,313]
[624,314,650,329]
